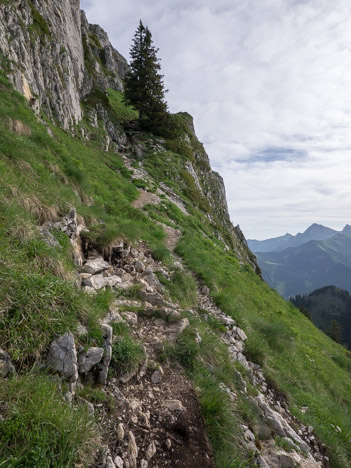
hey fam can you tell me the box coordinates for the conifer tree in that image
[124,21,168,131]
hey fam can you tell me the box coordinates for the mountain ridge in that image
[248,223,342,253]
[257,230,351,298]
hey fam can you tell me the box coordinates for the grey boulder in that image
[78,347,104,374]
[46,332,78,382]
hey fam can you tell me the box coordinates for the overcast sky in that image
[81,0,351,239]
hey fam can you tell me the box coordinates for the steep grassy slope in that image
[0,72,351,467]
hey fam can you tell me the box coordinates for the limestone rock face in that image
[46,332,78,382]
[0,0,84,128]
[80,13,128,98]
[0,1,128,130]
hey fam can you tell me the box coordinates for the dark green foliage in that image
[291,286,351,348]
[327,320,343,344]
[299,304,311,320]
[124,21,168,131]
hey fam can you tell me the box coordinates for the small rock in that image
[257,425,271,440]
[77,396,94,416]
[221,316,236,327]
[89,273,107,290]
[163,399,185,411]
[244,429,255,442]
[82,257,110,274]
[166,439,172,449]
[104,276,122,287]
[146,441,156,461]
[38,226,60,248]
[104,308,125,325]
[166,318,190,342]
[97,324,113,385]
[120,368,138,384]
[151,367,164,384]
[138,359,148,379]
[114,456,124,468]
[78,347,104,374]
[106,456,116,468]
[127,431,138,466]
[117,423,125,441]
[232,326,247,341]
[129,399,141,411]
[83,286,96,294]
[195,330,202,343]
[121,311,138,325]
[134,260,144,272]
[76,323,88,337]
[279,454,295,468]
[138,411,151,429]
[138,291,164,306]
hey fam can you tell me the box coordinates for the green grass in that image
[156,268,197,308]
[1,68,351,467]
[108,88,138,124]
[0,373,100,467]
[110,323,145,376]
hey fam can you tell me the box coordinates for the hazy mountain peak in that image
[249,223,340,253]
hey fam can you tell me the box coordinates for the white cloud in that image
[81,0,351,239]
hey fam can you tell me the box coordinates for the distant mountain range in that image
[248,223,342,253]
[291,286,351,349]
[248,224,351,298]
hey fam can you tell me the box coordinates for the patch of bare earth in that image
[98,314,214,468]
[162,224,182,252]
[132,189,160,209]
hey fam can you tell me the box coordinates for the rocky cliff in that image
[0,0,127,129]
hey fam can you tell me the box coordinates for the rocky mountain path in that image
[39,210,329,468]
[102,343,214,468]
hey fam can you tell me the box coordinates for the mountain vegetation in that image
[124,20,168,132]
[0,1,351,467]
[291,285,351,349]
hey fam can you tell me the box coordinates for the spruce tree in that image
[124,21,168,131]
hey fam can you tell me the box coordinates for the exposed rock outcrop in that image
[46,332,78,382]
[0,0,127,129]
